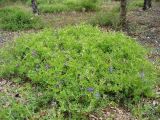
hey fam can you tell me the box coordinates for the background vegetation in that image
[0,6,43,31]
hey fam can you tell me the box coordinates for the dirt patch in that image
[128,3,160,63]
[41,11,95,28]
[0,29,40,47]
[89,106,134,120]
[128,8,160,46]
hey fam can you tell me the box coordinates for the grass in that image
[38,0,100,13]
[89,0,145,29]
[0,24,157,119]
[0,6,43,31]
[89,6,120,29]
[0,80,58,120]
[131,102,160,120]
[128,0,144,10]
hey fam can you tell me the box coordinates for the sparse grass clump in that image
[38,0,99,13]
[0,25,157,119]
[89,6,120,29]
[128,0,144,10]
[0,6,43,31]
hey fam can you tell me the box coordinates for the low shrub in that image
[77,0,99,11]
[0,82,55,120]
[0,25,156,119]
[0,6,43,31]
[38,0,99,13]
[128,0,144,10]
[89,6,120,29]
[39,3,69,13]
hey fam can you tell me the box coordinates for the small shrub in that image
[0,25,156,119]
[0,82,56,120]
[38,0,99,13]
[0,0,5,4]
[39,4,68,13]
[128,0,144,10]
[131,103,160,120]
[77,0,99,11]
[89,7,120,29]
[0,6,43,31]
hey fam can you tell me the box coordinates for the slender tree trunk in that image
[143,0,147,10]
[143,0,152,10]
[31,0,38,14]
[148,0,152,8]
[120,0,127,31]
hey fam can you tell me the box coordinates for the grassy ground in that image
[0,0,160,120]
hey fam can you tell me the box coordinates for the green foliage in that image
[131,103,160,120]
[38,0,99,13]
[39,3,69,13]
[128,0,144,10]
[0,6,43,31]
[0,0,10,5]
[0,82,58,120]
[0,25,156,119]
[89,6,120,29]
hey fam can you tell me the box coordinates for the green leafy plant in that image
[0,82,57,120]
[0,6,43,31]
[131,103,160,120]
[0,25,157,119]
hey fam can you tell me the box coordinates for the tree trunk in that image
[31,0,38,14]
[143,0,152,10]
[120,0,127,31]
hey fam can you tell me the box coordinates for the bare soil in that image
[128,3,160,64]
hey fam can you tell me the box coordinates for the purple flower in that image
[140,71,145,79]
[87,87,94,92]
[94,92,100,99]
[109,66,113,73]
